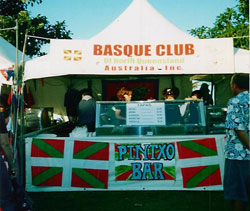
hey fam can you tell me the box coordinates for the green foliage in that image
[189,0,249,49]
[0,0,72,57]
[0,0,42,17]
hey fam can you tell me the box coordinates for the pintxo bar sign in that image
[50,38,234,75]
[115,143,176,181]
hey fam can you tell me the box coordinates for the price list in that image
[126,103,166,125]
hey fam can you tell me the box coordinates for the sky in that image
[28,0,238,40]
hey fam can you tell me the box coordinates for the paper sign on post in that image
[126,102,166,125]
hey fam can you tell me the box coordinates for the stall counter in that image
[25,134,225,192]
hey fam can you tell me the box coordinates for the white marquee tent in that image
[23,0,242,81]
[22,0,249,117]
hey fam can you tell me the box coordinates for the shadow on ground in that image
[30,190,231,211]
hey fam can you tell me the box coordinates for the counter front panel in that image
[25,135,225,192]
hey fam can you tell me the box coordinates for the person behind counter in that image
[77,89,96,132]
[113,87,132,124]
[188,90,202,100]
[181,90,202,123]
[199,83,213,105]
[162,88,181,124]
[162,88,176,100]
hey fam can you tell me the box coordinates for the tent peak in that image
[90,0,196,42]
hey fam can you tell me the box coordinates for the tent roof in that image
[0,36,24,70]
[90,0,197,42]
[24,55,51,80]
[0,36,27,85]
[24,0,245,81]
[234,48,249,73]
[24,47,247,81]
[190,48,249,82]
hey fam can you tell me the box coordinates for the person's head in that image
[80,88,91,97]
[191,90,202,100]
[117,87,132,101]
[162,88,175,100]
[230,73,249,95]
[200,83,209,93]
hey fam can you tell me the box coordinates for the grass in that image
[29,190,232,211]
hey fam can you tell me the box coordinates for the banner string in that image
[231,35,249,39]
[27,34,249,41]
[0,27,17,31]
[200,35,249,39]
[27,34,51,40]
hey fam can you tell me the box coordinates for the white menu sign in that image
[126,102,166,126]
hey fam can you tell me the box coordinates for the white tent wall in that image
[25,77,87,120]
[25,76,110,119]
[25,78,68,121]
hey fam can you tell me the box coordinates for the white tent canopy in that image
[0,36,24,69]
[234,48,250,73]
[90,0,197,42]
[24,55,51,80]
[0,36,25,85]
[24,46,249,82]
[24,0,246,81]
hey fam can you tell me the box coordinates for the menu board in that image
[126,102,166,125]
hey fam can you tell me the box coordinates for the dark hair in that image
[191,90,202,99]
[200,83,209,92]
[162,88,174,97]
[231,73,249,90]
[80,88,91,96]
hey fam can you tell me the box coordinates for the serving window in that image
[96,100,206,136]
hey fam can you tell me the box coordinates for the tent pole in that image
[18,32,28,185]
[20,32,28,144]
[211,75,214,105]
[13,19,18,138]
[12,20,19,179]
[15,19,18,80]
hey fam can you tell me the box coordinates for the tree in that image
[189,0,249,49]
[0,0,72,57]
[0,0,42,16]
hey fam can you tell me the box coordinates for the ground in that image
[29,190,233,211]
